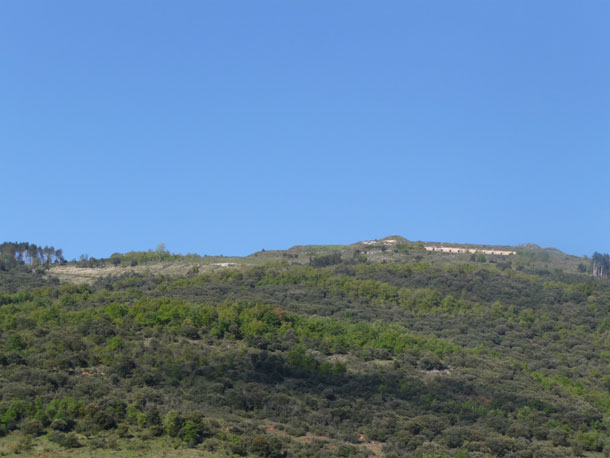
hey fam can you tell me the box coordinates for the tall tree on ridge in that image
[592,252,610,279]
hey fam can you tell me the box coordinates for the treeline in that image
[0,242,65,271]
[74,250,209,268]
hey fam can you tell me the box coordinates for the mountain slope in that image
[0,238,607,457]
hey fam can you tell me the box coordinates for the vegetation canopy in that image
[1,237,610,457]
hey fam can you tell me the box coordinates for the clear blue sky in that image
[2,1,609,259]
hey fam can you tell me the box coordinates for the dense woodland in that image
[1,240,610,456]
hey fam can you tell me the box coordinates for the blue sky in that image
[1,1,609,259]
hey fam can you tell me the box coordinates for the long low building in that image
[425,246,516,256]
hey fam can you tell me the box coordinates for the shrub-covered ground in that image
[1,242,610,456]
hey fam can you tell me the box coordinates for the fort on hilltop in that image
[424,245,516,256]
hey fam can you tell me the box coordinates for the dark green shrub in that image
[20,418,44,436]
[50,418,73,432]
[163,410,183,437]
[251,435,270,456]
[549,429,569,447]
[48,430,82,448]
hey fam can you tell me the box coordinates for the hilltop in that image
[45,235,588,285]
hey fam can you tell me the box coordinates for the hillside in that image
[0,237,608,457]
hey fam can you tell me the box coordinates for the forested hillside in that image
[1,238,610,457]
